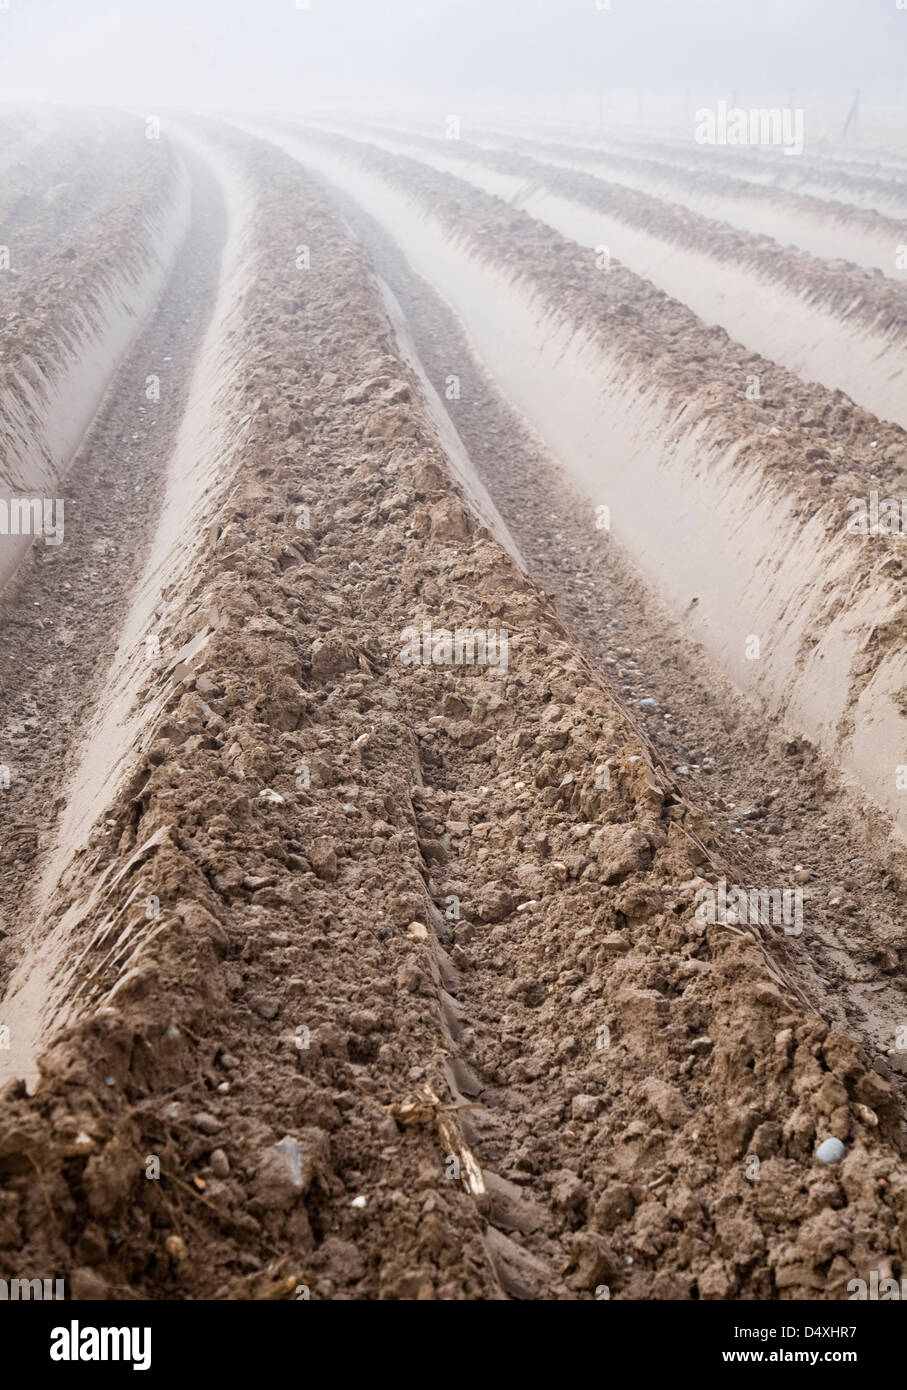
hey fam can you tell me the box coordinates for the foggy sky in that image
[0,0,904,112]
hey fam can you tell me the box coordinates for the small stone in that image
[816,1137,846,1165]
[193,1111,223,1135]
[254,1131,326,1211]
[210,1149,230,1178]
[255,1139,305,1210]
[571,1093,602,1122]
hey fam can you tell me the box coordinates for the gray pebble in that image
[210,1148,230,1179]
[193,1111,223,1135]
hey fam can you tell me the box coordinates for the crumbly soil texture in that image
[1,113,907,1302]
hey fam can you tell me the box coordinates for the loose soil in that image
[1,116,907,1303]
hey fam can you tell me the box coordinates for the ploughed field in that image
[1,109,907,1300]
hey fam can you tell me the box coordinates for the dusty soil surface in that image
[0,112,159,278]
[0,108,184,600]
[323,177,907,1101]
[290,125,907,511]
[464,126,907,267]
[2,118,907,1304]
[286,119,907,838]
[341,115,907,251]
[0,148,226,991]
[0,111,179,419]
[323,123,907,342]
[523,124,907,209]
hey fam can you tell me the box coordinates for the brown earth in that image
[1,117,907,1302]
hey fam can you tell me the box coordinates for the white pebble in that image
[816,1137,845,1165]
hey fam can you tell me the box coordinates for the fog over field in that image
[0,0,904,115]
